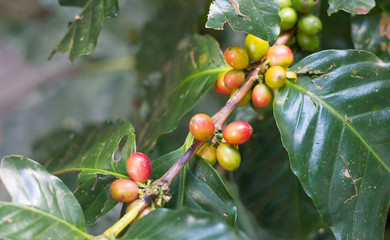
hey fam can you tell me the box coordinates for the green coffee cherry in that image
[275,0,292,9]
[279,7,298,31]
[297,32,319,52]
[244,34,269,62]
[298,14,322,35]
[292,0,314,13]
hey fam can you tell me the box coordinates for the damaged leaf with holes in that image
[274,50,390,240]
[43,120,136,223]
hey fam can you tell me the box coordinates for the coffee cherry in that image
[252,84,273,108]
[265,66,287,89]
[297,14,322,35]
[189,114,215,141]
[230,89,252,107]
[223,121,253,145]
[216,143,241,171]
[244,34,269,61]
[224,46,249,69]
[275,0,292,9]
[279,7,298,31]
[223,69,245,89]
[110,179,139,203]
[127,152,152,183]
[292,0,314,13]
[266,45,294,68]
[286,70,297,81]
[216,73,232,95]
[196,143,217,166]
[297,32,319,52]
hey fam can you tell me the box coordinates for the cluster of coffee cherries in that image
[109,152,153,223]
[189,113,253,171]
[216,34,297,112]
[277,0,322,51]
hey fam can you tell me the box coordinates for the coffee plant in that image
[0,0,389,239]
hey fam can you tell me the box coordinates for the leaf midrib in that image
[0,202,92,240]
[285,81,390,173]
[51,168,128,178]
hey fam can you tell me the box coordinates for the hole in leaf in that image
[113,135,128,162]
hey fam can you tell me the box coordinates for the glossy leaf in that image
[120,208,248,240]
[352,6,390,61]
[151,145,237,226]
[40,121,135,224]
[206,0,280,44]
[73,173,117,225]
[328,0,375,15]
[44,120,135,177]
[138,35,230,152]
[274,50,390,240]
[233,108,327,239]
[0,156,90,240]
[51,0,119,61]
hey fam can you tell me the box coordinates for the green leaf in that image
[328,0,375,15]
[206,0,280,44]
[274,50,390,240]
[151,145,237,226]
[234,108,327,239]
[0,156,91,240]
[51,0,119,61]
[41,120,135,224]
[120,208,249,240]
[138,34,230,152]
[351,6,390,61]
[44,120,135,178]
[73,173,117,225]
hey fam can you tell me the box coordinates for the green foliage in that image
[0,156,90,240]
[120,208,249,240]
[206,0,280,44]
[327,0,375,15]
[138,35,230,152]
[352,6,390,61]
[274,50,390,240]
[51,0,119,61]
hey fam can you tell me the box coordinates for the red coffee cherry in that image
[265,66,287,89]
[216,73,232,95]
[196,143,217,166]
[223,121,253,145]
[110,179,139,203]
[189,114,215,141]
[223,69,245,89]
[252,84,273,108]
[224,46,249,69]
[266,45,294,68]
[216,143,241,171]
[127,152,152,183]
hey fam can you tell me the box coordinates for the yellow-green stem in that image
[101,200,146,238]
